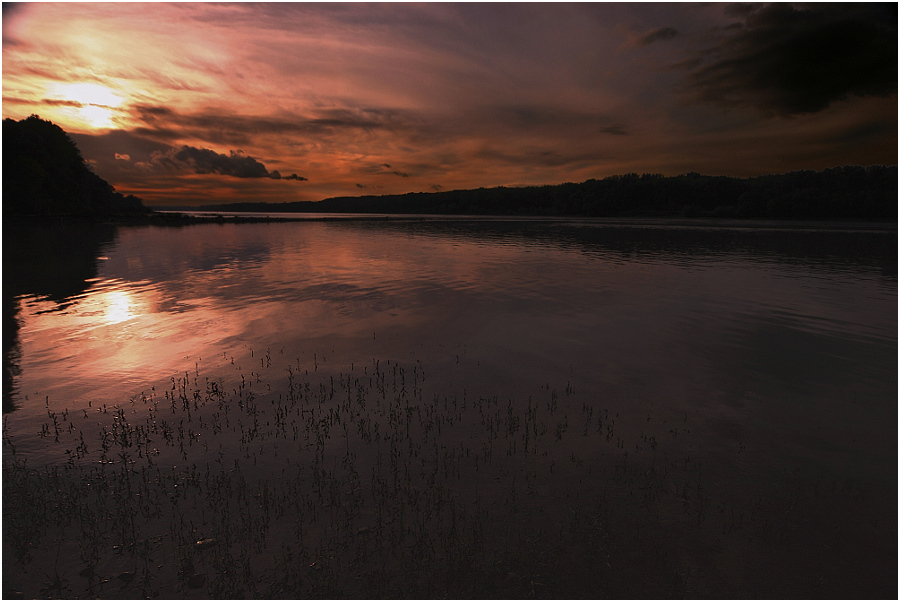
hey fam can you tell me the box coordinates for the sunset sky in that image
[3,3,897,207]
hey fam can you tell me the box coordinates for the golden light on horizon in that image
[1,3,894,204]
[47,82,125,130]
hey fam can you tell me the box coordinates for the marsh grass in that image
[2,349,895,598]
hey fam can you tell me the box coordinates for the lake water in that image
[3,217,897,598]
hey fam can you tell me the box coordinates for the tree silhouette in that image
[198,165,897,221]
[3,115,148,217]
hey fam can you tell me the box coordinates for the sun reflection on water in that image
[14,274,257,407]
[103,290,134,324]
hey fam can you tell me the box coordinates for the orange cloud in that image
[3,3,895,206]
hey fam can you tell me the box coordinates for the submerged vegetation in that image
[3,348,895,599]
[2,115,895,599]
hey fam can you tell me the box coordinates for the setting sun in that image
[3,3,894,206]
[47,82,124,130]
[1,3,897,598]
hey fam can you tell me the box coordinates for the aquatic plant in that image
[2,347,895,598]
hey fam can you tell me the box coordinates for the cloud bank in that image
[639,27,679,46]
[171,146,305,180]
[681,3,898,115]
[3,3,896,205]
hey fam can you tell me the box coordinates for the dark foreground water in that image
[3,217,897,598]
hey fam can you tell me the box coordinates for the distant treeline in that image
[3,115,149,218]
[200,167,898,221]
[4,114,894,221]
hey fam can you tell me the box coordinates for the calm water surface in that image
[3,217,896,598]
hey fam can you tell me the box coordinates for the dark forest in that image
[201,167,897,221]
[3,115,148,218]
[4,115,896,222]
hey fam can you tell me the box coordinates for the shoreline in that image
[4,210,896,231]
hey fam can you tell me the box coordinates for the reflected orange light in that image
[103,290,134,324]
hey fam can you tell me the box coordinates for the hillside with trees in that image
[4,115,894,222]
[3,115,148,218]
[200,167,898,221]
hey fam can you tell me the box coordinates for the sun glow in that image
[104,290,135,324]
[48,82,125,130]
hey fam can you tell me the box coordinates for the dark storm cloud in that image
[133,104,415,139]
[723,3,759,19]
[135,104,175,118]
[174,146,269,177]
[599,125,628,136]
[682,3,898,115]
[71,130,306,181]
[173,146,304,180]
[2,96,86,108]
[73,130,169,157]
[132,126,192,142]
[639,27,679,46]
[2,2,27,42]
[826,119,897,145]
[468,105,629,138]
[2,3,26,18]
[361,163,414,178]
[125,101,628,186]
[127,104,427,151]
[475,147,610,169]
[41,98,85,108]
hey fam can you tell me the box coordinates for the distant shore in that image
[158,210,899,230]
[2,211,316,227]
[6,210,897,232]
[157,166,898,222]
